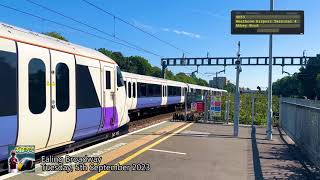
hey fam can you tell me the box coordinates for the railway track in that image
[128,111,176,132]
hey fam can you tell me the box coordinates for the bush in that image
[221,93,279,126]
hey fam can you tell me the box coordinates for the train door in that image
[126,78,132,109]
[181,87,187,103]
[131,79,137,109]
[161,84,167,105]
[17,43,51,150]
[115,66,126,126]
[99,63,116,132]
[46,50,76,147]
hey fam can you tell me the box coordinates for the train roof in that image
[188,84,227,93]
[122,72,187,86]
[122,72,227,93]
[0,22,115,64]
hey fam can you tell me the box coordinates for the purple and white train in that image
[0,23,226,162]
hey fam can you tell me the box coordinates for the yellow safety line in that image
[88,122,193,180]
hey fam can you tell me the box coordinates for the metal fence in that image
[280,97,320,167]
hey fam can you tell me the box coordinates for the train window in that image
[168,86,172,96]
[147,84,161,97]
[147,84,153,96]
[177,87,181,96]
[168,86,179,96]
[56,63,69,112]
[124,81,127,91]
[138,83,147,97]
[116,66,124,87]
[133,82,136,98]
[147,84,152,96]
[76,65,100,109]
[29,58,46,114]
[128,82,132,98]
[156,84,161,96]
[0,50,17,116]
[105,71,111,89]
[166,86,168,96]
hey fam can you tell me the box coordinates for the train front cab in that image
[0,39,78,160]
[0,37,129,162]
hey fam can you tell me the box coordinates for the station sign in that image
[210,96,221,118]
[231,10,304,34]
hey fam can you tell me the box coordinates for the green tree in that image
[98,48,210,86]
[127,56,153,75]
[272,74,300,97]
[223,82,235,93]
[175,73,196,84]
[272,55,320,99]
[97,48,128,70]
[165,70,176,81]
[43,32,68,42]
[298,56,320,99]
[150,67,162,78]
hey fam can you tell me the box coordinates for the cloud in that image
[190,9,227,20]
[163,28,201,39]
[131,20,201,39]
[132,19,155,33]
[162,28,170,32]
[173,30,201,38]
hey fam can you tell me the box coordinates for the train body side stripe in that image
[167,96,181,105]
[136,97,162,109]
[73,108,101,141]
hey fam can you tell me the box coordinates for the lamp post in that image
[234,41,242,137]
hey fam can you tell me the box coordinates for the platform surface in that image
[1,121,314,180]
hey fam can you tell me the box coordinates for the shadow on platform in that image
[250,126,320,180]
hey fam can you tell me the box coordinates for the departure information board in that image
[231,11,304,34]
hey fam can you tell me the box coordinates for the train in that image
[0,23,226,163]
[122,72,226,114]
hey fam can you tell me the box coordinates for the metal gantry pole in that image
[267,0,274,140]
[234,41,241,136]
[161,61,166,79]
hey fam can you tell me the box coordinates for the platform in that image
[1,121,315,180]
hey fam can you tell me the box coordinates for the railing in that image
[280,97,320,167]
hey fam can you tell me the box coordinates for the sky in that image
[1,0,319,89]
